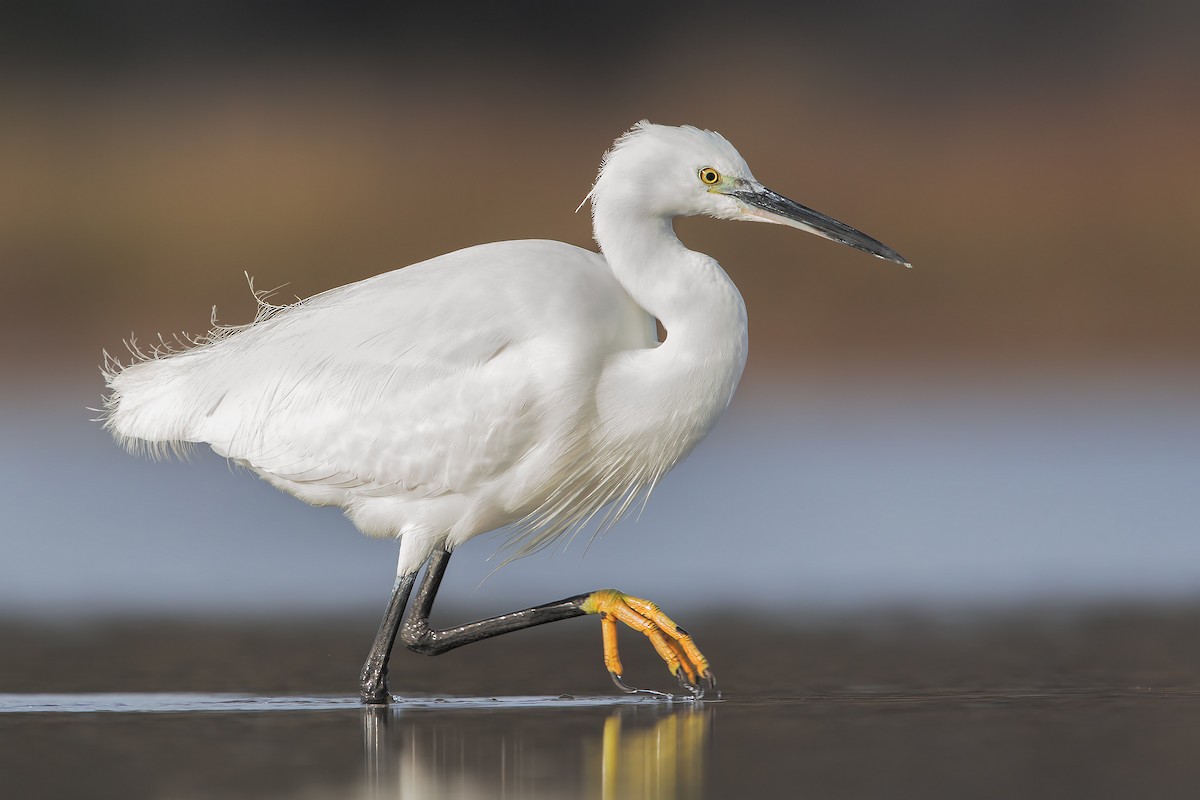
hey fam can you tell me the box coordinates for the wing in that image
[105,240,655,509]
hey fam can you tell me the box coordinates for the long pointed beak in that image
[730,186,911,267]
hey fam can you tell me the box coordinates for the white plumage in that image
[103,121,906,579]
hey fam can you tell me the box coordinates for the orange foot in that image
[581,589,718,699]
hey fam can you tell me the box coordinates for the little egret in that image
[103,121,909,703]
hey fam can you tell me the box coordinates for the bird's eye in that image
[698,167,721,186]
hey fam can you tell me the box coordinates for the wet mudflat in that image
[4,607,1200,799]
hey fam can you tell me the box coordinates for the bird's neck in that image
[592,203,748,459]
[594,206,746,344]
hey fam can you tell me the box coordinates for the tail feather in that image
[102,344,207,459]
[101,274,293,458]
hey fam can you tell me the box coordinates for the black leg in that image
[360,547,713,702]
[399,548,591,656]
[359,571,417,704]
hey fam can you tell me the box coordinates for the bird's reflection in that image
[362,701,711,799]
[587,707,709,800]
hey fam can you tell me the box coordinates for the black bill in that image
[731,187,911,267]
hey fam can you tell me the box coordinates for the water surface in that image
[6,610,1200,798]
[5,687,1200,799]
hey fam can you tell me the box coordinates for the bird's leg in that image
[398,548,715,699]
[359,571,417,705]
[398,548,591,654]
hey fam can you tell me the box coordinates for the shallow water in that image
[0,692,651,714]
[5,688,1200,799]
[6,611,1200,799]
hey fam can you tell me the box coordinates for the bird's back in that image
[105,240,656,542]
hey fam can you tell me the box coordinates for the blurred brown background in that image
[3,0,1198,395]
[2,2,1199,622]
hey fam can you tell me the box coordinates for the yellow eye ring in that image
[698,167,721,186]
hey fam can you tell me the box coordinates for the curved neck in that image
[591,198,748,449]
[593,203,745,345]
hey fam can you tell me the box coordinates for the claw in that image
[610,670,638,694]
[610,670,673,699]
[675,667,702,699]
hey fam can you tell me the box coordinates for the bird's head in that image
[588,121,910,267]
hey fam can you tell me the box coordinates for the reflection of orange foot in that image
[581,589,717,699]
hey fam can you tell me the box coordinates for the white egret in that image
[102,121,909,703]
